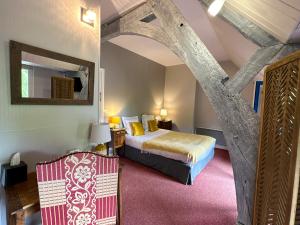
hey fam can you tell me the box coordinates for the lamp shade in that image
[90,123,111,144]
[109,116,121,124]
[160,108,168,117]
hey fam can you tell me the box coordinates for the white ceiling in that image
[108,0,230,66]
[100,0,300,67]
[226,0,300,43]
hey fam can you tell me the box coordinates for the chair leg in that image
[117,168,122,225]
[15,211,25,225]
[106,143,109,156]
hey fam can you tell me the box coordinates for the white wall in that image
[164,65,196,133]
[0,0,100,170]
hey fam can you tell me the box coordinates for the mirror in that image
[10,41,95,105]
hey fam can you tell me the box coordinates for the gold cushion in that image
[130,122,145,136]
[148,120,158,132]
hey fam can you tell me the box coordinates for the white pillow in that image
[142,115,155,131]
[122,116,139,135]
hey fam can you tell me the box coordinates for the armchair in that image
[36,152,121,225]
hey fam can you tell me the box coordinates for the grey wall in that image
[164,65,196,133]
[101,42,166,119]
[0,0,100,171]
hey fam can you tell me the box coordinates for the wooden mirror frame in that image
[10,40,95,105]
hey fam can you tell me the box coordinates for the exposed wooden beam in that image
[102,2,153,42]
[140,1,259,224]
[102,20,120,42]
[271,43,300,62]
[200,0,281,47]
[226,44,284,93]
[121,2,153,25]
[121,21,170,47]
[226,44,300,94]
[102,0,282,48]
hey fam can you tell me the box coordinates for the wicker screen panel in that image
[295,187,300,225]
[253,55,300,225]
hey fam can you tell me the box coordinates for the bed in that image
[118,129,216,185]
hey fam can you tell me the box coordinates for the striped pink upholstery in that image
[36,152,119,225]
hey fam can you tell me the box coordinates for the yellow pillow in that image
[130,122,145,136]
[148,120,158,132]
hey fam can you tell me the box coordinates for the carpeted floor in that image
[120,149,237,225]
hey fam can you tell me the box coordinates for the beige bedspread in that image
[142,131,216,163]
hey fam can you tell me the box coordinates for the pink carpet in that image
[120,149,237,225]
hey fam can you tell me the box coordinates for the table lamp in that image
[109,116,121,129]
[160,108,168,121]
[90,123,111,152]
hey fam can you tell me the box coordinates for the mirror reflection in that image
[21,52,89,100]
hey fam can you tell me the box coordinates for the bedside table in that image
[157,120,172,130]
[111,128,126,155]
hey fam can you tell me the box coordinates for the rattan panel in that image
[253,55,300,225]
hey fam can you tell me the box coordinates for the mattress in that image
[125,129,215,164]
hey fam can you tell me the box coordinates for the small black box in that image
[1,161,27,187]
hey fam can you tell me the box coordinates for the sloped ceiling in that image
[102,0,229,66]
[100,0,300,67]
[209,16,259,68]
[226,0,300,43]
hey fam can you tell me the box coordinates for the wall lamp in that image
[208,0,226,17]
[81,7,96,27]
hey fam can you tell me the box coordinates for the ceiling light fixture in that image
[208,0,226,17]
[81,7,96,27]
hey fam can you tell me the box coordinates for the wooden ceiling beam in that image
[226,44,284,93]
[200,0,281,47]
[101,20,120,42]
[271,43,300,62]
[102,2,153,42]
[102,0,282,48]
[226,44,300,94]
